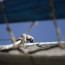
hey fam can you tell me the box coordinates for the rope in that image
[27,21,38,34]
[50,0,61,44]
[0,2,16,44]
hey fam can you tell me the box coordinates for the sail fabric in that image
[0,0,65,23]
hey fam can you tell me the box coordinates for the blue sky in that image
[0,19,65,45]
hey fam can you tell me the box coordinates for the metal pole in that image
[0,41,65,51]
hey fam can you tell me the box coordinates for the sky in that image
[0,19,65,45]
